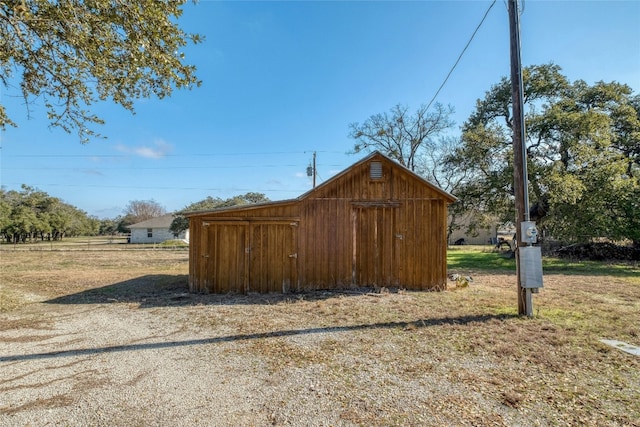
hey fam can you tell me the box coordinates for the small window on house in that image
[370,161,383,179]
[147,228,153,238]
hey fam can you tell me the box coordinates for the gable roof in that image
[184,151,456,217]
[298,151,457,203]
[127,214,175,229]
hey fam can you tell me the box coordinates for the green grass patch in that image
[447,246,515,272]
[448,245,639,278]
[490,305,519,317]
[537,307,585,324]
[541,257,639,277]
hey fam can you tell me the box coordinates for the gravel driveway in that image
[2,298,355,427]
[1,287,520,427]
[2,250,639,426]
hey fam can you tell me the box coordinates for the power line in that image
[424,0,497,112]
[1,164,346,171]
[2,150,347,159]
[2,160,347,171]
[1,181,309,193]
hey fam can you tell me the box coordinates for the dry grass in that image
[0,249,188,313]
[1,248,639,426]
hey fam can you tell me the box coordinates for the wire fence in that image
[0,237,188,252]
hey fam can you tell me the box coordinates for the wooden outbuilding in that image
[186,151,456,294]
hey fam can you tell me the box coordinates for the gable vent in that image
[370,161,383,179]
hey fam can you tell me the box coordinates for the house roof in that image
[184,151,457,217]
[126,214,176,229]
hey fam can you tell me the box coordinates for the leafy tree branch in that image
[0,0,202,142]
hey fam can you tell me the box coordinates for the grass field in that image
[1,245,639,425]
[0,235,189,251]
[448,245,640,277]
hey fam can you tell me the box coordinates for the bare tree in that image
[349,103,473,244]
[123,200,166,223]
[349,102,455,172]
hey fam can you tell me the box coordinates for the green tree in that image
[7,204,37,242]
[448,64,640,245]
[0,189,11,236]
[169,192,270,236]
[0,185,98,242]
[169,215,190,238]
[218,192,270,207]
[0,0,202,142]
[99,218,120,236]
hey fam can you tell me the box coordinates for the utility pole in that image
[307,151,317,188]
[508,0,542,316]
[313,151,317,188]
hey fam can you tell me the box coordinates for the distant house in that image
[127,214,188,244]
[448,215,495,246]
[186,151,456,294]
[448,218,517,247]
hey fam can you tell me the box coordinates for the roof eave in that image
[298,151,458,204]
[183,198,298,218]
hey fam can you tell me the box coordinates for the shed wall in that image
[296,159,448,290]
[188,154,451,293]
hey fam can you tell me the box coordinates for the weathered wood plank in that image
[188,152,454,293]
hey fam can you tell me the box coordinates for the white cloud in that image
[116,139,173,159]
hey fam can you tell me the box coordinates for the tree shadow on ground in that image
[0,312,517,362]
[45,275,193,308]
[44,274,437,308]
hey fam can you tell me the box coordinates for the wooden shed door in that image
[352,207,400,287]
[203,222,248,293]
[249,222,298,293]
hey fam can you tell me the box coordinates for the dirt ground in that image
[1,249,639,426]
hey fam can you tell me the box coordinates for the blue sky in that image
[1,0,639,219]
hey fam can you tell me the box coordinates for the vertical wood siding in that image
[188,153,453,293]
[249,222,298,293]
[203,222,248,293]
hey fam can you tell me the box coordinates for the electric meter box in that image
[521,221,539,244]
[519,246,544,288]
